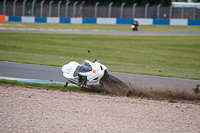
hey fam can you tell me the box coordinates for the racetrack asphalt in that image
[1,27,200,34]
[1,61,200,100]
[0,61,65,82]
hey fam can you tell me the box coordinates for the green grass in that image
[0,79,104,93]
[1,22,200,31]
[0,79,82,92]
[0,79,110,95]
[0,32,200,79]
[2,80,200,103]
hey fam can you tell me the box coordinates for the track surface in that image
[0,61,65,82]
[1,61,199,84]
[1,61,200,98]
[1,28,200,34]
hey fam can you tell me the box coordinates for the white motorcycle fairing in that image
[62,60,108,87]
[62,61,80,79]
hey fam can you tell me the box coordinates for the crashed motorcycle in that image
[61,60,109,88]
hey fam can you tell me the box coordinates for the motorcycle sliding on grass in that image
[62,59,108,88]
[61,60,131,96]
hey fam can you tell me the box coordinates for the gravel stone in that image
[0,84,200,133]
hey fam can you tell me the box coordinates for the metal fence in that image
[1,1,200,19]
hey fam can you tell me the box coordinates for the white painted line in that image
[0,76,76,86]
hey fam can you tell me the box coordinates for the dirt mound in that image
[87,74,131,96]
[101,75,132,96]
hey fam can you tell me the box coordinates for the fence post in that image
[79,1,85,17]
[13,0,17,16]
[193,6,196,19]
[94,2,99,18]
[169,5,172,18]
[108,2,113,18]
[58,1,62,17]
[65,1,70,18]
[120,2,125,18]
[40,0,45,17]
[49,1,53,17]
[22,0,27,16]
[3,0,7,15]
[73,1,78,17]
[157,4,161,19]
[145,3,149,18]
[32,0,36,16]
[132,3,137,18]
[181,5,184,18]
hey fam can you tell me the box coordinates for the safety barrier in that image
[5,16,200,26]
[0,15,6,22]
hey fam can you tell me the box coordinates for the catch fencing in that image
[1,1,200,19]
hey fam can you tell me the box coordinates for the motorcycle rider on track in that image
[132,19,139,31]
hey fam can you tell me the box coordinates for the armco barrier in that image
[60,18,70,23]
[170,19,188,26]
[0,15,6,22]
[47,17,59,23]
[188,19,200,25]
[6,16,8,21]
[22,16,34,23]
[153,19,170,25]
[116,18,134,24]
[9,16,21,22]
[35,17,47,23]
[4,16,200,26]
[135,18,153,25]
[83,18,96,24]
[97,18,116,25]
[71,18,82,24]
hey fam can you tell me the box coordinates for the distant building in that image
[172,2,200,8]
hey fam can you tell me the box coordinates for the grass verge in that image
[0,79,83,92]
[0,32,200,79]
[1,79,199,104]
[0,79,109,95]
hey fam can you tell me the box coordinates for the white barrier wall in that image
[6,16,200,26]
[21,16,35,23]
[136,18,153,25]
[6,16,9,21]
[47,17,60,23]
[97,18,116,25]
[170,19,188,26]
[71,18,82,24]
